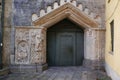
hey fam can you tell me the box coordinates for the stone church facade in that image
[0,0,105,74]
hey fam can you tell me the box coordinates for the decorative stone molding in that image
[32,0,101,27]
[32,4,99,29]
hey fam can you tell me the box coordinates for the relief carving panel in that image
[15,28,46,64]
[16,41,29,64]
[15,29,30,64]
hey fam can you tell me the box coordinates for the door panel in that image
[56,32,75,66]
[76,32,84,65]
[47,32,56,66]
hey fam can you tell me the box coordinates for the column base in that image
[83,59,105,70]
[10,64,48,73]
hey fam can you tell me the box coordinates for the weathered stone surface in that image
[15,29,30,64]
[10,64,47,73]
[0,68,9,76]
[13,0,105,26]
[0,67,111,80]
[15,28,46,64]
[83,59,105,70]
[4,0,13,27]
[3,28,11,67]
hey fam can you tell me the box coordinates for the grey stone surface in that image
[83,59,105,70]
[0,67,9,76]
[0,67,111,80]
[13,0,105,26]
[10,64,48,73]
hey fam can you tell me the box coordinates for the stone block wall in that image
[13,0,105,26]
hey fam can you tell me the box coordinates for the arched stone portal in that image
[13,2,105,73]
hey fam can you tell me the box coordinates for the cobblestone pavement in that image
[0,67,111,80]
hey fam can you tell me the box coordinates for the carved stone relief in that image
[30,29,45,64]
[15,28,46,64]
[16,41,29,64]
[15,29,30,64]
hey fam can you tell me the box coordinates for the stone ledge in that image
[0,67,9,76]
[10,64,48,73]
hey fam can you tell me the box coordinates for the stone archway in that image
[13,1,105,73]
[31,3,102,69]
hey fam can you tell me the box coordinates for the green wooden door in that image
[47,19,84,66]
[56,32,75,66]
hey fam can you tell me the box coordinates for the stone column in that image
[84,28,101,69]
[0,0,11,75]
[84,28,97,60]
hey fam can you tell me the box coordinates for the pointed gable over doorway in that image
[32,0,101,28]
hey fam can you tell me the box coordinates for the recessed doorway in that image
[47,19,84,66]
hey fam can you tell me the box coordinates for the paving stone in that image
[0,67,111,80]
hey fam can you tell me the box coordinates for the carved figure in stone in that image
[30,30,41,63]
[15,29,30,64]
[15,29,46,64]
[35,32,41,52]
[30,29,46,64]
[16,41,29,64]
[16,30,29,41]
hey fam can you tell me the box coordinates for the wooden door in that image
[47,19,84,66]
[56,32,75,66]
